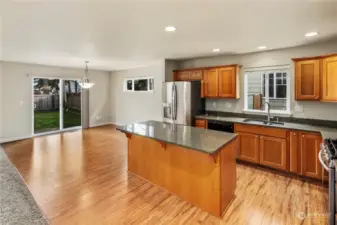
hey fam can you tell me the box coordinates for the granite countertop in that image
[0,147,49,225]
[117,120,237,154]
[195,115,337,140]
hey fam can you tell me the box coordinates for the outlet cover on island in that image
[294,103,303,113]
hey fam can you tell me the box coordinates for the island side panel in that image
[127,134,222,217]
[220,137,237,215]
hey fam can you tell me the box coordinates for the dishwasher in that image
[207,120,234,133]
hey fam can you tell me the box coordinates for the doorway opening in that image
[33,78,82,135]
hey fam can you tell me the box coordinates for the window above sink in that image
[244,68,291,115]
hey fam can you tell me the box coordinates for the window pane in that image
[276,79,282,85]
[269,73,274,98]
[134,79,148,91]
[276,85,286,98]
[126,80,133,90]
[247,72,264,110]
[276,73,282,78]
[149,79,154,90]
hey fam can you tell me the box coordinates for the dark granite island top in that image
[117,120,237,155]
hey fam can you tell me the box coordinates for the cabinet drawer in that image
[234,124,287,138]
[195,119,207,128]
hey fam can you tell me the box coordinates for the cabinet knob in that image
[302,135,305,138]
[293,133,296,136]
[315,96,319,99]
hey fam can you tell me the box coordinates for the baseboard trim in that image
[90,122,114,128]
[0,135,33,144]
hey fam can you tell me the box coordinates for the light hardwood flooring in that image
[3,125,329,225]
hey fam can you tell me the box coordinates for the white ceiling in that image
[1,0,337,71]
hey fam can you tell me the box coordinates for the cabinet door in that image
[195,119,207,129]
[289,131,301,174]
[218,66,237,98]
[295,59,320,100]
[300,132,323,179]
[190,70,203,80]
[259,136,287,171]
[175,71,190,81]
[203,68,219,97]
[322,55,337,102]
[237,132,259,163]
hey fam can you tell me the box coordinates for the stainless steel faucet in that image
[264,102,272,122]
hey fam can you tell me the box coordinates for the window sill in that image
[243,109,292,117]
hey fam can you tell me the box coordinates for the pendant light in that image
[79,61,95,89]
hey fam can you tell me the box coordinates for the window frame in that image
[123,76,155,93]
[244,69,291,115]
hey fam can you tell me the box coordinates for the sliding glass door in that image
[33,78,82,135]
[63,80,82,129]
[33,78,60,134]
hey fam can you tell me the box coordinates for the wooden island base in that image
[126,134,238,217]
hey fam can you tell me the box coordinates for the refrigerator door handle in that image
[171,84,175,121]
[173,84,178,120]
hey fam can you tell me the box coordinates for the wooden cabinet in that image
[294,59,320,100]
[237,132,260,163]
[174,70,203,81]
[190,70,203,80]
[259,135,287,171]
[322,55,337,102]
[173,65,240,99]
[218,66,240,98]
[175,71,190,81]
[195,119,207,129]
[203,68,219,97]
[300,132,323,179]
[289,131,300,174]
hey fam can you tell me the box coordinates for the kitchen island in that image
[117,120,238,217]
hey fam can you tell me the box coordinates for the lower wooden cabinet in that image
[259,135,287,171]
[195,119,207,129]
[289,131,300,173]
[235,123,324,180]
[237,132,260,163]
[300,132,323,179]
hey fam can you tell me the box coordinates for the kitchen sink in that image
[243,119,284,126]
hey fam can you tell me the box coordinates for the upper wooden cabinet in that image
[203,68,219,98]
[173,65,240,99]
[218,66,240,98]
[322,55,337,102]
[174,70,203,81]
[293,53,337,102]
[294,59,320,100]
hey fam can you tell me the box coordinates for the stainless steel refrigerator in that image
[162,81,205,126]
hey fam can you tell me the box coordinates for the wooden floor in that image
[3,125,329,225]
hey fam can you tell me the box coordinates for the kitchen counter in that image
[117,120,237,154]
[196,115,337,140]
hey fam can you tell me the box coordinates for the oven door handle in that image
[318,147,330,171]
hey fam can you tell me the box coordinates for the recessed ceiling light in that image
[165,26,176,32]
[305,31,319,37]
[258,46,267,50]
[212,48,220,52]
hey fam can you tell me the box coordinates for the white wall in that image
[179,38,337,120]
[0,62,3,138]
[110,61,165,125]
[0,62,111,141]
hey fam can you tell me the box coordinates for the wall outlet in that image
[294,103,303,113]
